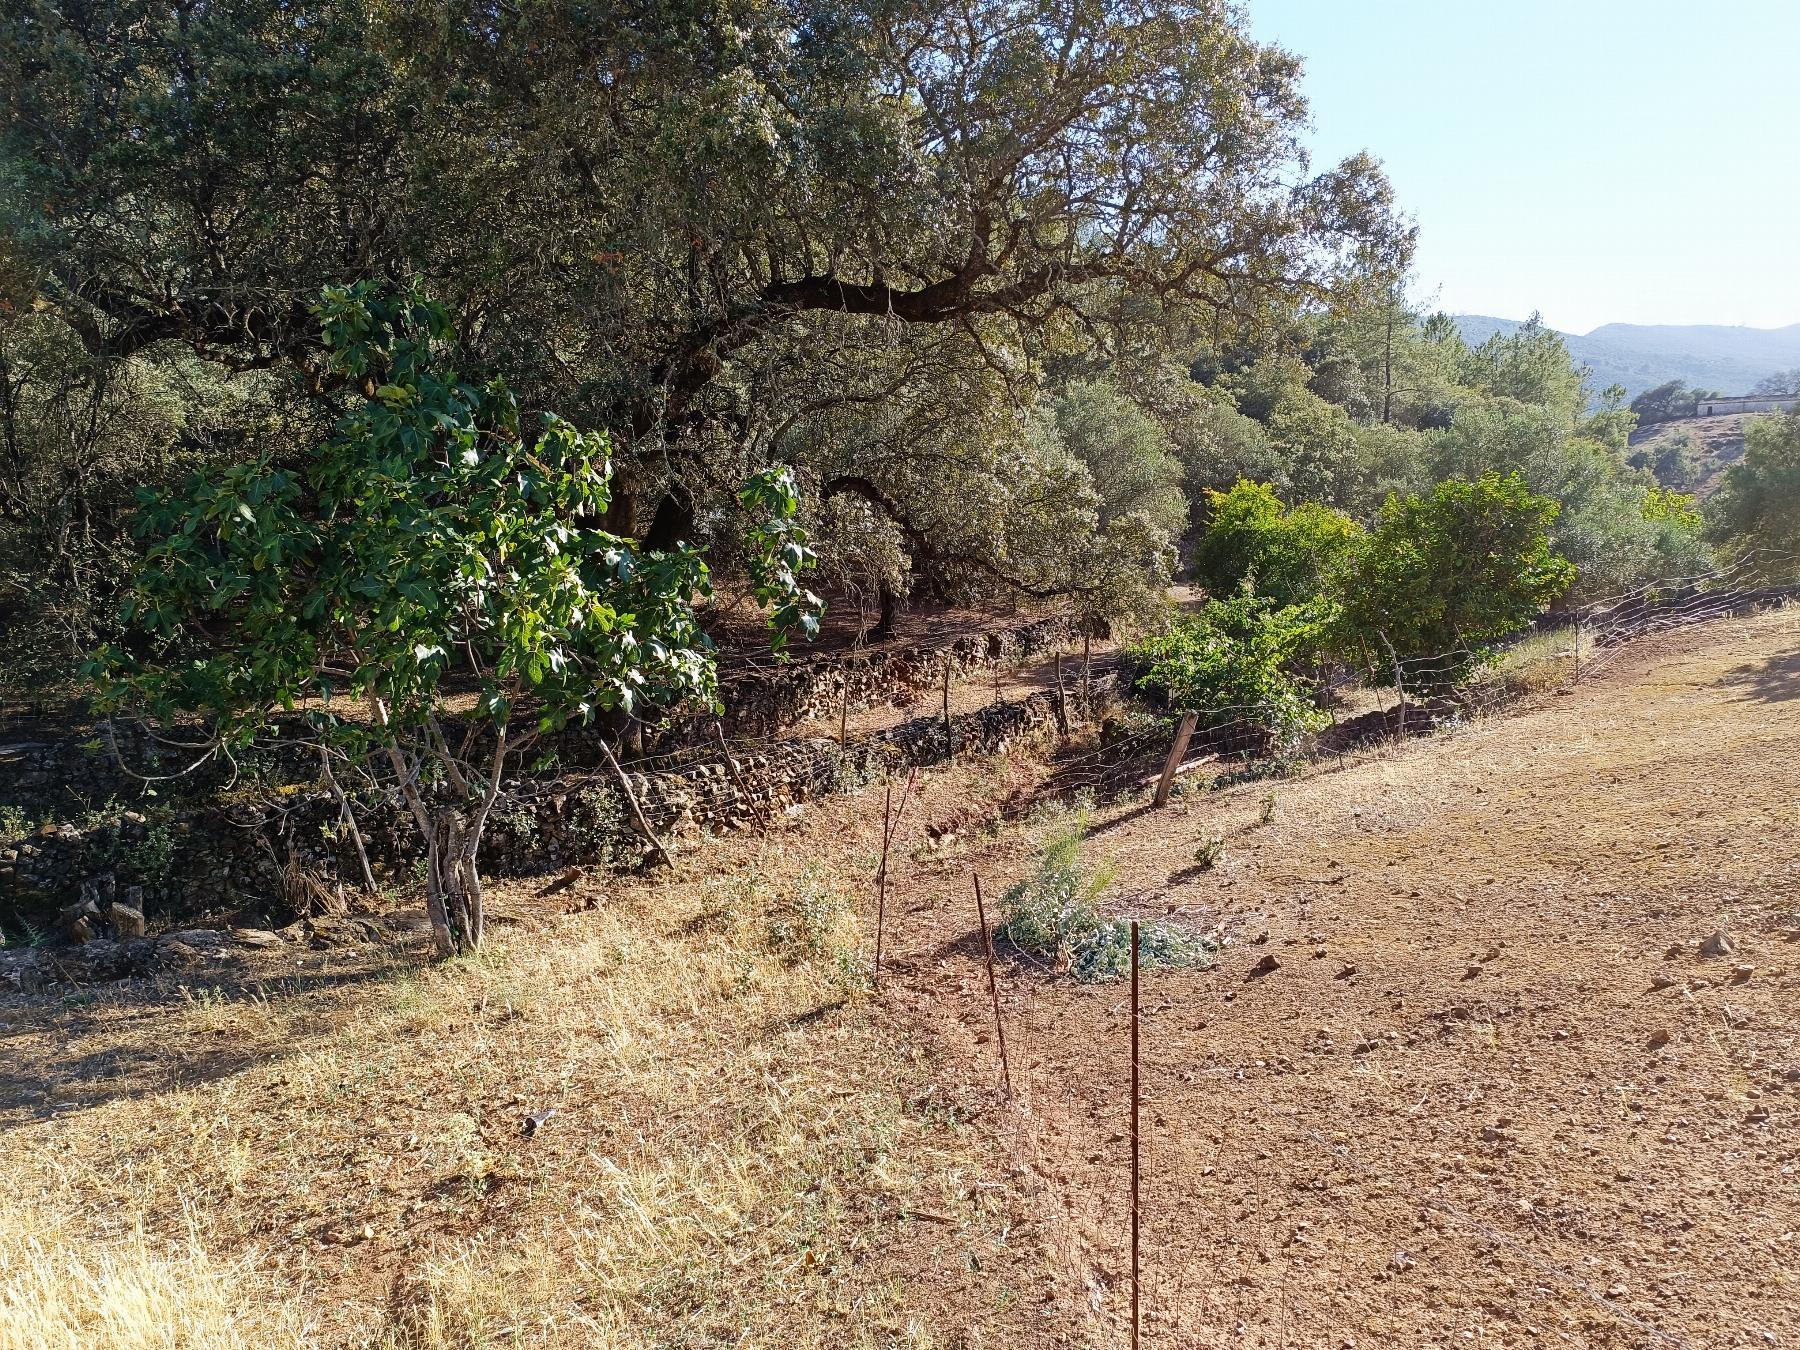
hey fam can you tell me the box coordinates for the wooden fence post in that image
[943,660,955,765]
[714,725,770,837]
[599,741,672,866]
[1053,652,1069,736]
[1153,712,1199,808]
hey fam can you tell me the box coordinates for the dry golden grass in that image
[0,1206,311,1349]
[1469,624,1590,702]
[1,842,1045,1348]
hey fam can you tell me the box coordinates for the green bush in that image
[1131,593,1332,746]
[1191,480,1363,610]
[999,822,1212,983]
[1708,409,1800,566]
[1335,471,1575,686]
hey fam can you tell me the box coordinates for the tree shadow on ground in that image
[1720,649,1800,703]
[0,948,422,1129]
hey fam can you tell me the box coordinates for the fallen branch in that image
[599,741,673,867]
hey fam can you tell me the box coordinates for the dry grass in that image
[0,1207,311,1349]
[1470,624,1589,702]
[1,846,1041,1347]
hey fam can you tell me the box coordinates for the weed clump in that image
[763,864,869,988]
[999,821,1213,983]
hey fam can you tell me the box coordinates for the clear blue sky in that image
[1245,0,1800,335]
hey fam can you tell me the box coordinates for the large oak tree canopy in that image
[2,0,1408,590]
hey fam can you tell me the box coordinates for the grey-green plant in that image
[999,821,1212,983]
[765,865,857,968]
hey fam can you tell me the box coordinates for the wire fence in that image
[931,563,1798,1348]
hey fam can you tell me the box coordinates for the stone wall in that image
[3,661,1117,934]
[707,614,1079,738]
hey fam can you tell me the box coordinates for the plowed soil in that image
[877,607,1800,1348]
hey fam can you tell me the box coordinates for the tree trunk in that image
[425,810,487,955]
[422,824,455,959]
[875,582,898,639]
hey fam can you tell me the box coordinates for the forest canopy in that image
[0,0,1769,708]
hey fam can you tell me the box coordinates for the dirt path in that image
[881,608,1800,1348]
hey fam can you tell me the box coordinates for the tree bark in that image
[876,582,898,639]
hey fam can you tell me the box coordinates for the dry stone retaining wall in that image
[709,614,1078,738]
[3,656,1116,934]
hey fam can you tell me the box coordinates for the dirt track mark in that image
[888,608,1800,1348]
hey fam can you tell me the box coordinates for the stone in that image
[57,899,101,943]
[165,928,227,949]
[1730,963,1755,983]
[1699,931,1736,958]
[1649,974,1677,991]
[55,939,136,983]
[230,928,282,947]
[1248,953,1281,978]
[108,903,147,938]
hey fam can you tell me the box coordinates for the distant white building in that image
[1696,394,1798,417]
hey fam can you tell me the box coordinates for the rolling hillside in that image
[1626,412,1751,498]
[1456,315,1800,402]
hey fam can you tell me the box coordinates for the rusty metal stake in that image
[943,660,954,765]
[1130,917,1141,1350]
[973,874,1012,1097]
[872,767,920,986]
[874,779,893,985]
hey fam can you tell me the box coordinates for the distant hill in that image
[1454,316,1800,403]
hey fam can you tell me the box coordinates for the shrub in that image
[124,819,176,886]
[0,804,33,843]
[765,864,860,974]
[999,822,1212,983]
[1708,409,1800,567]
[1334,471,1575,687]
[1131,593,1332,747]
[1192,480,1362,609]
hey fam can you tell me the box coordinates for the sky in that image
[1245,0,1800,335]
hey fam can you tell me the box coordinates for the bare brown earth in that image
[3,608,1796,1347]
[877,606,1800,1348]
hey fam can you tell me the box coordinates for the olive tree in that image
[92,284,816,956]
